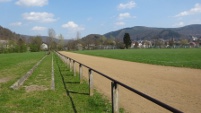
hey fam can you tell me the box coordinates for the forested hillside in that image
[104,24,201,40]
[0,26,22,40]
[0,26,45,53]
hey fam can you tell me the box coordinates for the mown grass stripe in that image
[51,52,55,90]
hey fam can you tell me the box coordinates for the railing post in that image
[89,69,93,96]
[62,55,64,62]
[63,56,66,64]
[111,81,119,113]
[79,64,82,84]
[73,61,76,76]
[70,59,72,72]
[67,58,69,66]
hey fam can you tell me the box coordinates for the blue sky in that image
[0,0,201,39]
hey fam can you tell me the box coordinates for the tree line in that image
[1,25,200,54]
[65,32,201,50]
[0,26,67,54]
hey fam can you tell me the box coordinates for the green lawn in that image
[74,48,201,69]
[0,52,115,113]
[0,52,45,79]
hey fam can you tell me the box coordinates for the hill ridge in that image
[104,24,201,40]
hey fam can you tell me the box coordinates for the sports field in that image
[75,48,201,69]
[60,50,201,113]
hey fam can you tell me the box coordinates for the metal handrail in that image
[56,51,183,113]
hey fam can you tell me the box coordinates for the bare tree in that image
[76,31,80,40]
[47,28,56,50]
[58,34,64,50]
[180,39,188,48]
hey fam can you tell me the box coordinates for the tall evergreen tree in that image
[123,33,132,49]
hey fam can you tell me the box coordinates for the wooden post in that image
[62,55,64,61]
[89,69,93,96]
[70,59,72,72]
[79,64,82,84]
[111,81,119,113]
[73,61,76,76]
[67,58,70,67]
[66,58,68,66]
[63,56,66,64]
[62,55,64,62]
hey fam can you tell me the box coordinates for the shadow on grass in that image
[65,81,80,84]
[55,55,89,113]
[69,90,89,95]
[55,56,77,113]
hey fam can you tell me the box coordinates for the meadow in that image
[74,48,201,69]
[0,52,114,113]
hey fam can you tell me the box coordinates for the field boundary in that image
[57,51,183,113]
[51,52,55,90]
[74,49,201,69]
[10,55,47,90]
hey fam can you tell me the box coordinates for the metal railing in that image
[56,51,183,113]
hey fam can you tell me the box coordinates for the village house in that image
[0,40,9,49]
[40,42,48,50]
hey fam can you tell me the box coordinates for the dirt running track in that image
[59,51,201,113]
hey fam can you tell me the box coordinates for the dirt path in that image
[59,51,201,113]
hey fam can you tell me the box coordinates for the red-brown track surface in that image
[59,51,201,113]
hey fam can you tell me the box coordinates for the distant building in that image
[192,36,198,41]
[41,42,48,50]
[0,40,9,48]
[76,43,83,50]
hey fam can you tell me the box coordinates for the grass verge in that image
[0,52,116,113]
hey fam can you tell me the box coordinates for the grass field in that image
[74,48,201,69]
[0,52,115,113]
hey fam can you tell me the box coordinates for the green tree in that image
[30,36,42,52]
[123,33,132,49]
[99,36,107,45]
[17,38,27,52]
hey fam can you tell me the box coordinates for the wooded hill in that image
[0,26,48,53]
[68,24,201,50]
[0,26,22,41]
[104,24,201,40]
[1,24,201,51]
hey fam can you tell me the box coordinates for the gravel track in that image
[59,51,201,113]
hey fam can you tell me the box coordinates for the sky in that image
[0,0,201,39]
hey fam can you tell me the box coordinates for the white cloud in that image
[173,21,185,27]
[16,0,48,7]
[23,12,57,23]
[10,22,22,26]
[0,0,11,3]
[62,21,78,28]
[32,26,47,31]
[118,1,136,10]
[115,21,125,26]
[175,3,201,17]
[118,12,136,20]
[62,21,85,31]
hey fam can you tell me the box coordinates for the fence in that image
[56,51,183,113]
